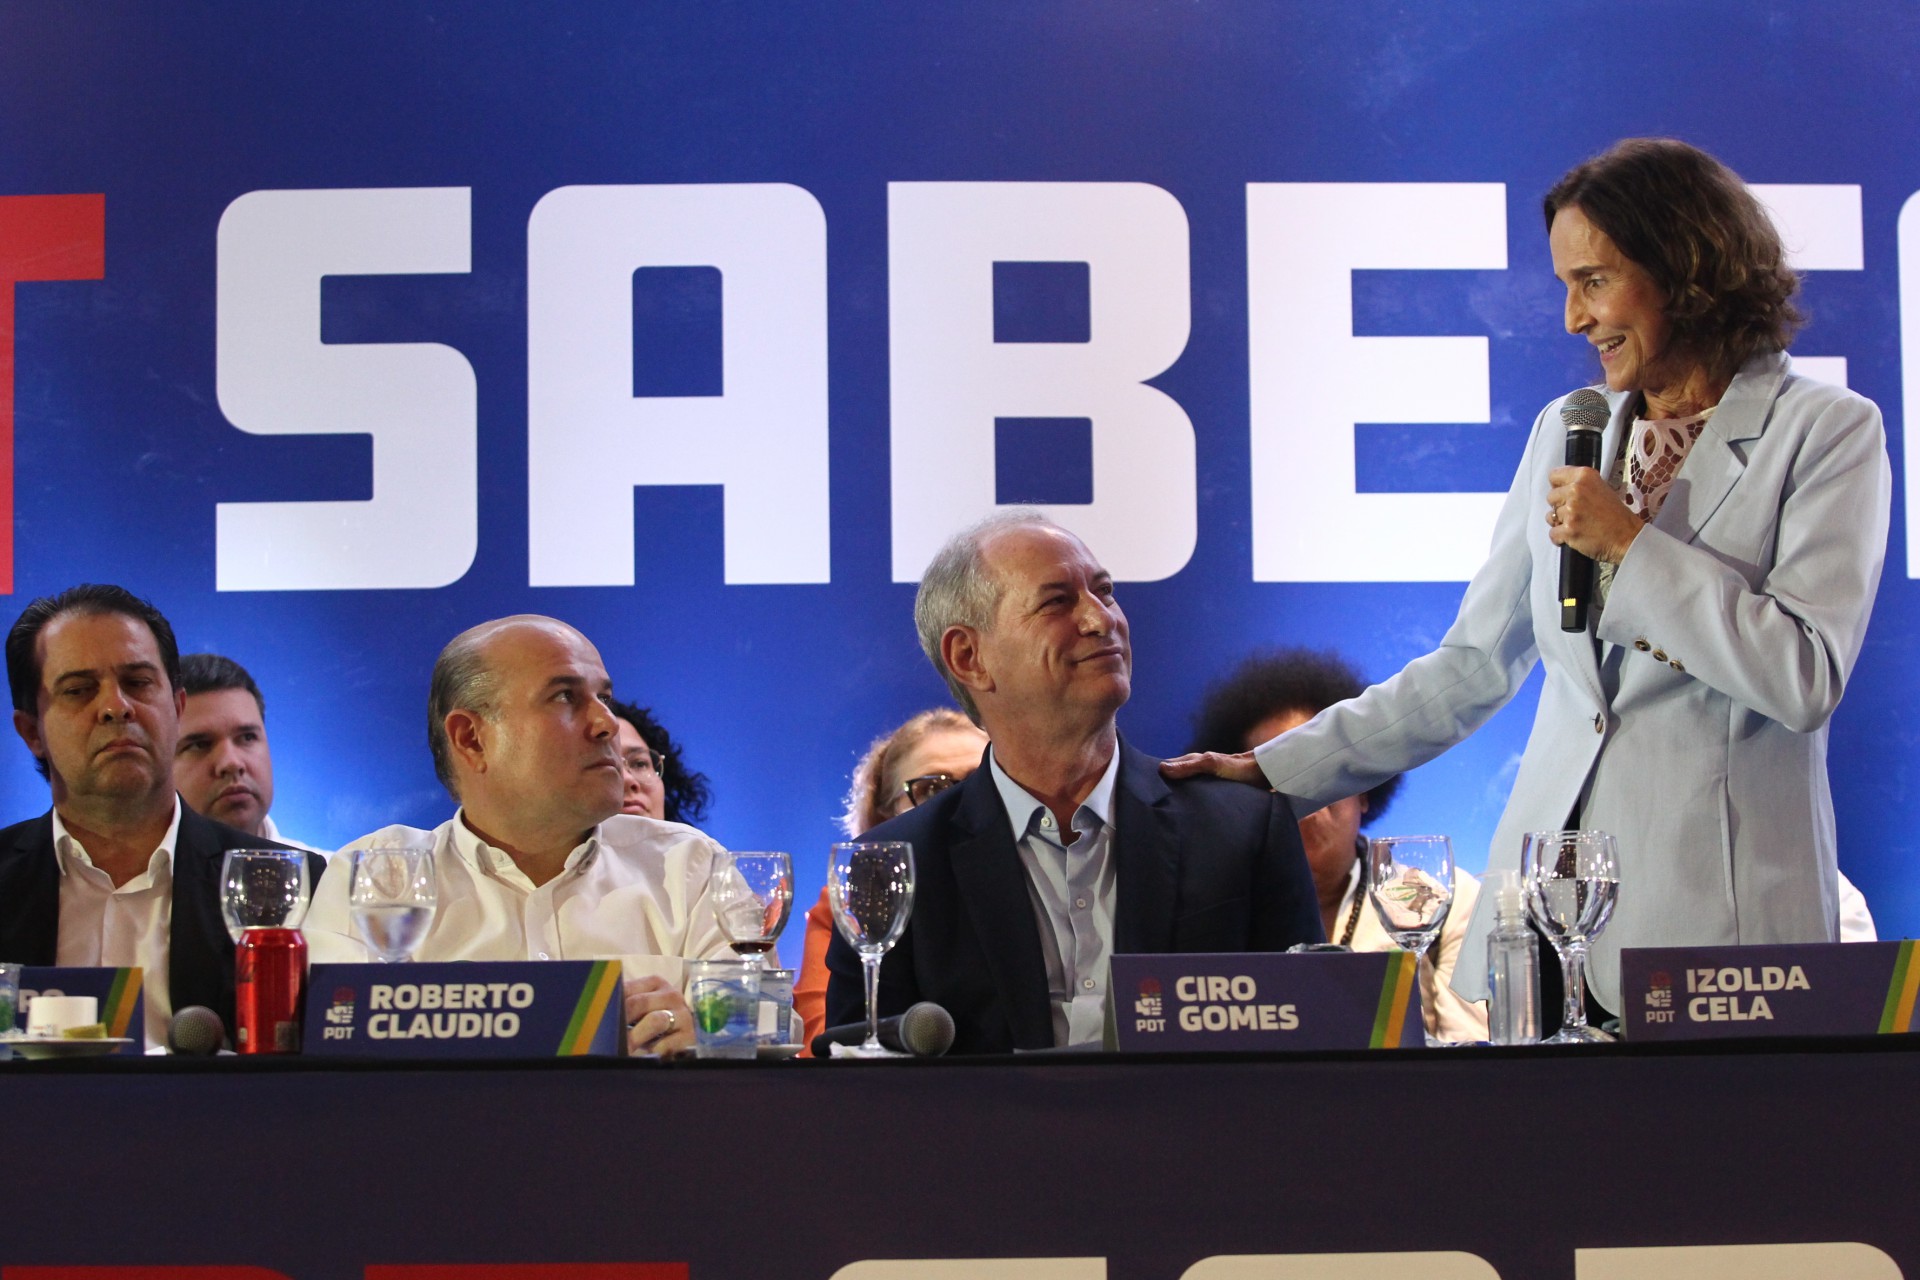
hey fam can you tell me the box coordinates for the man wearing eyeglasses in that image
[301,614,735,1055]
[823,512,1323,1053]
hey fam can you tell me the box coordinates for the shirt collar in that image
[988,744,1121,847]
[451,807,600,882]
[50,794,183,880]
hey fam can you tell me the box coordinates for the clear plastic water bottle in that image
[1485,869,1540,1045]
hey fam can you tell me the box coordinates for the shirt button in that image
[1670,659,1685,672]
[1634,639,1651,652]
[1075,897,1087,909]
[1652,649,1669,663]
[537,951,550,960]
[1592,713,1605,734]
[1082,978,1096,990]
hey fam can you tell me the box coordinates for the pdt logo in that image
[1643,969,1676,1026]
[322,984,358,1040]
[1133,976,1165,1032]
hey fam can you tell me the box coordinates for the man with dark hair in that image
[173,652,323,854]
[1190,648,1485,1043]
[302,614,734,1055]
[0,585,319,1046]
[825,514,1322,1053]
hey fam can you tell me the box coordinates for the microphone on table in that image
[1558,388,1611,632]
[168,1005,234,1056]
[812,1001,956,1058]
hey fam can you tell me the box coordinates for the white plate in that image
[3,1036,135,1060]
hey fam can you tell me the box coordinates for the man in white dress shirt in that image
[0,585,313,1047]
[303,614,727,1054]
[173,652,327,857]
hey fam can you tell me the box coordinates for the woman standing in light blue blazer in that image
[1167,138,1891,1022]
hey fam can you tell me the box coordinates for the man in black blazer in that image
[825,515,1322,1053]
[0,585,312,1045]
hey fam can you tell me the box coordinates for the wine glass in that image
[710,851,795,971]
[1521,829,1620,1044]
[348,847,438,963]
[826,841,915,1056]
[1366,835,1455,1047]
[219,849,311,943]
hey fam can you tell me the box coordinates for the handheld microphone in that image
[168,1005,233,1056]
[1557,388,1610,632]
[812,1001,956,1058]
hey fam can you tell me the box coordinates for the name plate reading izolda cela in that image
[19,966,145,1053]
[1620,941,1920,1041]
[304,960,624,1058]
[1110,951,1424,1052]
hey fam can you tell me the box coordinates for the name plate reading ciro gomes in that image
[1109,951,1424,1052]
[1620,941,1920,1041]
[304,960,624,1058]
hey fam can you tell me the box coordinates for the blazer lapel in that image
[1111,742,1178,954]
[0,815,61,966]
[946,764,1055,1050]
[167,807,238,1019]
[1650,351,1786,546]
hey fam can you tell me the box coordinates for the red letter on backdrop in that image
[0,193,106,594]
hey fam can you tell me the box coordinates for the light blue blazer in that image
[1255,350,1891,1011]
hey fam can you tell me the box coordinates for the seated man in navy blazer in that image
[0,584,316,1047]
[825,512,1323,1053]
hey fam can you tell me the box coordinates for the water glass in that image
[687,957,758,1058]
[0,962,19,1042]
[1521,829,1621,1044]
[348,846,438,962]
[220,848,312,943]
[1367,835,1455,1047]
[827,841,914,1055]
[711,850,795,970]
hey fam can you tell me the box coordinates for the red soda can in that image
[235,927,307,1054]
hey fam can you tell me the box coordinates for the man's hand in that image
[1159,750,1266,786]
[624,974,696,1056]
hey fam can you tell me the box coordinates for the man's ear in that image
[941,625,995,701]
[444,709,488,776]
[12,708,45,764]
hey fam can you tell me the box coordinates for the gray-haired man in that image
[824,512,1323,1053]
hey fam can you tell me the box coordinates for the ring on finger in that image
[662,1008,678,1034]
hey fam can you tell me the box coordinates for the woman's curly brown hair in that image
[1544,137,1804,383]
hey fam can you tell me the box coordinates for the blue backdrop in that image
[2,1,1915,959]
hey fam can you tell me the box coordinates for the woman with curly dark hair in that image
[1169,138,1892,1038]
[608,698,713,826]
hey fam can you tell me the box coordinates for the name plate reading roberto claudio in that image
[1620,941,1920,1041]
[1110,951,1424,1052]
[303,959,624,1058]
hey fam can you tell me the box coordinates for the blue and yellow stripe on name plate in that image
[1879,940,1920,1035]
[1369,951,1419,1048]
[558,960,621,1055]
[102,967,142,1039]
